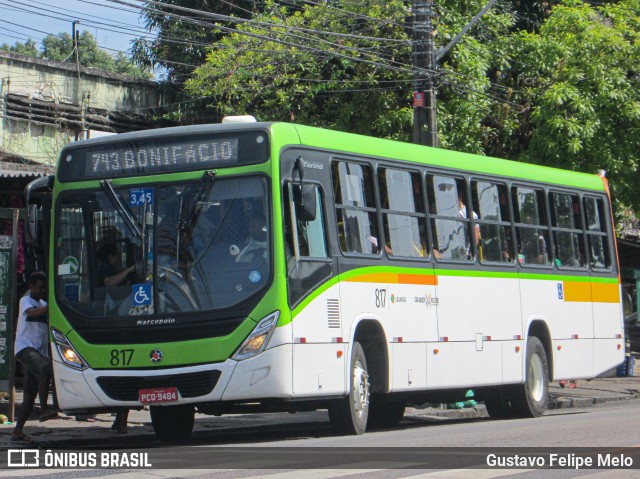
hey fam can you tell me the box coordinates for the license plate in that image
[139,387,179,404]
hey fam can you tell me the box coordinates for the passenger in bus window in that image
[519,218,548,265]
[502,239,512,262]
[458,193,480,258]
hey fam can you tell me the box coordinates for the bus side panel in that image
[434,274,520,386]
[501,340,524,383]
[291,284,347,396]
[592,339,625,377]
[426,341,502,388]
[391,343,427,392]
[520,276,593,377]
[592,283,624,338]
[552,339,594,380]
[591,280,625,376]
[387,272,437,392]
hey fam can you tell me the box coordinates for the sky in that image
[0,0,147,56]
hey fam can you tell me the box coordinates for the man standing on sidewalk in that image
[11,271,53,443]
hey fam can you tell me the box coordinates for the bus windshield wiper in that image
[176,171,217,264]
[100,179,142,239]
[177,171,217,233]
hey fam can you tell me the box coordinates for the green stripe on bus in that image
[286,265,617,325]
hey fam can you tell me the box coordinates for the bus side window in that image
[513,186,550,266]
[332,161,380,255]
[472,180,513,264]
[584,196,611,270]
[378,168,427,258]
[550,192,586,268]
[427,174,474,261]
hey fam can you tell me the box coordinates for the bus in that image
[25,119,624,441]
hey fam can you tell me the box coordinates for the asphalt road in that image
[2,399,640,478]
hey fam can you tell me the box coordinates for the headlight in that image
[232,311,279,361]
[51,327,89,370]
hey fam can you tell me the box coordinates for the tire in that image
[367,397,405,429]
[483,386,514,419]
[510,336,549,417]
[329,341,369,435]
[150,404,195,443]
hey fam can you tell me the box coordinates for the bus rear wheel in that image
[329,341,369,435]
[511,336,549,417]
[150,404,195,443]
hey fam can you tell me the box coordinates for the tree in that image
[182,0,639,213]
[1,31,151,80]
[42,31,151,80]
[0,38,39,56]
[497,0,640,211]
[132,0,270,82]
[185,0,513,144]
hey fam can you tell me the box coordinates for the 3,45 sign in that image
[129,188,153,206]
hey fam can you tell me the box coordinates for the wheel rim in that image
[529,353,545,402]
[352,359,369,417]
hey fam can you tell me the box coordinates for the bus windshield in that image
[55,175,270,319]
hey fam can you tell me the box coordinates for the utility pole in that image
[412,0,438,147]
[412,0,499,148]
[72,20,86,139]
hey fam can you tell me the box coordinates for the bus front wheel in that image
[511,336,549,417]
[150,404,195,443]
[329,341,369,435]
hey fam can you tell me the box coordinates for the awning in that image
[0,160,54,178]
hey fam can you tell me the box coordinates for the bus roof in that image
[283,123,606,192]
[58,121,605,192]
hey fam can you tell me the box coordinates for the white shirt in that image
[15,294,49,357]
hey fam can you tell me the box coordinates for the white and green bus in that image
[26,119,624,441]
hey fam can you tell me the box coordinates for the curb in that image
[410,390,640,418]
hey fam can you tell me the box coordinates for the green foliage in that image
[133,0,269,82]
[42,31,151,79]
[186,1,412,137]
[0,38,39,56]
[1,31,151,80]
[505,0,640,210]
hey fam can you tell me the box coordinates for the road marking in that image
[0,470,76,477]
[405,469,534,479]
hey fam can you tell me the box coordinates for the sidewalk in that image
[1,366,639,447]
[410,358,640,419]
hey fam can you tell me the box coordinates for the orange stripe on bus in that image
[345,272,437,285]
[591,283,620,303]
[563,282,592,302]
[563,281,620,303]
[397,274,438,285]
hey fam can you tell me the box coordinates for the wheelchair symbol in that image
[133,284,152,306]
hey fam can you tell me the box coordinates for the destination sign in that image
[58,130,270,181]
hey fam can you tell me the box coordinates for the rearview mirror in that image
[293,184,317,222]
